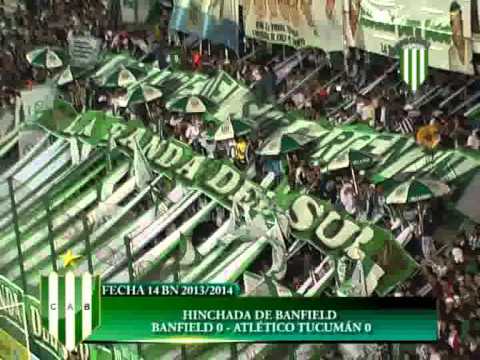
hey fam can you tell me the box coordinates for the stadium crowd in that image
[1,1,480,359]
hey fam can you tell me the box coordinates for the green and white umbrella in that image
[386,178,451,204]
[26,48,63,69]
[166,95,216,114]
[326,150,377,172]
[322,150,377,194]
[57,66,90,86]
[214,116,251,141]
[57,66,75,85]
[102,65,146,88]
[258,132,314,156]
[126,84,163,105]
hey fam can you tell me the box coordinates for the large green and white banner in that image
[345,0,473,74]
[243,0,344,51]
[33,108,419,296]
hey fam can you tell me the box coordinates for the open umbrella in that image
[214,116,251,141]
[26,48,64,69]
[386,177,451,236]
[326,150,377,172]
[126,84,163,105]
[325,150,378,194]
[166,95,216,113]
[126,83,164,136]
[371,172,417,194]
[57,66,76,86]
[102,65,147,88]
[385,178,450,205]
[57,66,91,86]
[258,131,314,156]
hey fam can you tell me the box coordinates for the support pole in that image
[124,236,135,282]
[224,47,230,64]
[82,217,94,274]
[230,344,238,359]
[96,181,102,203]
[106,133,112,173]
[181,346,187,360]
[145,102,154,133]
[173,235,188,359]
[8,177,28,292]
[124,235,143,359]
[44,196,58,272]
[134,0,138,24]
[289,345,296,360]
[278,62,326,104]
[350,166,359,195]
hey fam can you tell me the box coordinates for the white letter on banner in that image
[231,181,265,209]
[344,226,375,260]
[176,156,206,181]
[205,164,242,195]
[361,135,396,157]
[155,142,185,168]
[289,195,325,232]
[146,137,167,160]
[315,212,360,249]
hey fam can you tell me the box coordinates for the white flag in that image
[133,139,153,189]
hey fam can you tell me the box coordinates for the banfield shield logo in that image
[398,38,430,93]
[40,272,100,351]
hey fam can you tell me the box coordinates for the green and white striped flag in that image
[40,272,100,351]
[399,42,429,93]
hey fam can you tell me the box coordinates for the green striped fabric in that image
[40,272,100,351]
[400,44,429,93]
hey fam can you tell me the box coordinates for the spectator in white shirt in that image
[340,182,357,215]
[185,121,200,147]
